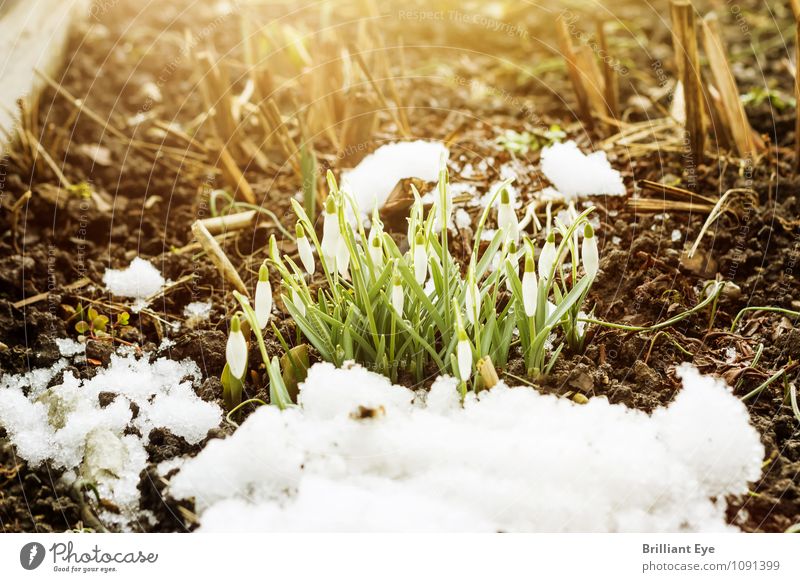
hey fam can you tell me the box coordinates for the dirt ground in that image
[0,0,798,532]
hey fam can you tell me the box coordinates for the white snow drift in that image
[540,140,626,199]
[0,350,221,519]
[170,362,763,532]
[340,140,449,214]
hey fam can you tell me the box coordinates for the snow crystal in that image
[340,141,448,214]
[170,362,762,532]
[0,351,221,520]
[183,301,212,327]
[454,208,472,230]
[55,338,85,357]
[540,140,625,199]
[102,257,165,311]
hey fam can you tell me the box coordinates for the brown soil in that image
[1,0,798,532]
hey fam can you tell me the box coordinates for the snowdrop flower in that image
[368,228,384,270]
[413,230,427,285]
[295,223,315,275]
[321,195,339,269]
[226,314,248,379]
[255,263,272,329]
[497,188,519,243]
[522,251,538,317]
[582,223,599,279]
[456,327,472,382]
[465,262,480,325]
[538,231,557,281]
[391,268,404,318]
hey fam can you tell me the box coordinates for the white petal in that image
[538,243,556,280]
[391,285,404,318]
[369,244,383,269]
[321,213,340,262]
[226,331,248,379]
[255,280,273,329]
[414,245,427,285]
[298,237,315,275]
[522,271,537,317]
[582,236,599,279]
[457,339,472,381]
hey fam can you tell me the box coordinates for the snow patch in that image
[340,141,448,214]
[102,257,165,311]
[0,351,221,521]
[540,140,625,200]
[170,362,762,532]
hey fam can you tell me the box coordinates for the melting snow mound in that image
[540,140,625,199]
[170,362,763,532]
[340,140,448,214]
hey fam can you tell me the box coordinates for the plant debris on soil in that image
[1,0,799,532]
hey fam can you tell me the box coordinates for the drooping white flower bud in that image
[582,222,599,279]
[368,228,384,270]
[391,269,404,318]
[321,195,339,270]
[226,314,248,379]
[296,223,315,276]
[255,263,272,329]
[538,231,557,281]
[413,230,427,286]
[497,188,519,243]
[522,251,538,317]
[465,263,480,325]
[456,327,472,382]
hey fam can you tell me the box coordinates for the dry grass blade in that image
[198,210,256,235]
[687,188,758,258]
[191,220,249,296]
[701,14,764,159]
[556,17,593,129]
[670,0,706,169]
[212,139,257,205]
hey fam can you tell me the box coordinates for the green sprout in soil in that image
[495,125,566,154]
[68,303,132,344]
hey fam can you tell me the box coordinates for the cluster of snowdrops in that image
[221,167,600,409]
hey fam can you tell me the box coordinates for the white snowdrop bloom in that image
[296,223,315,276]
[321,196,339,269]
[521,251,538,317]
[413,231,428,286]
[582,223,599,279]
[497,188,519,243]
[254,264,272,329]
[456,329,472,381]
[391,270,404,318]
[538,231,557,281]
[465,265,480,325]
[368,229,384,270]
[226,315,248,379]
